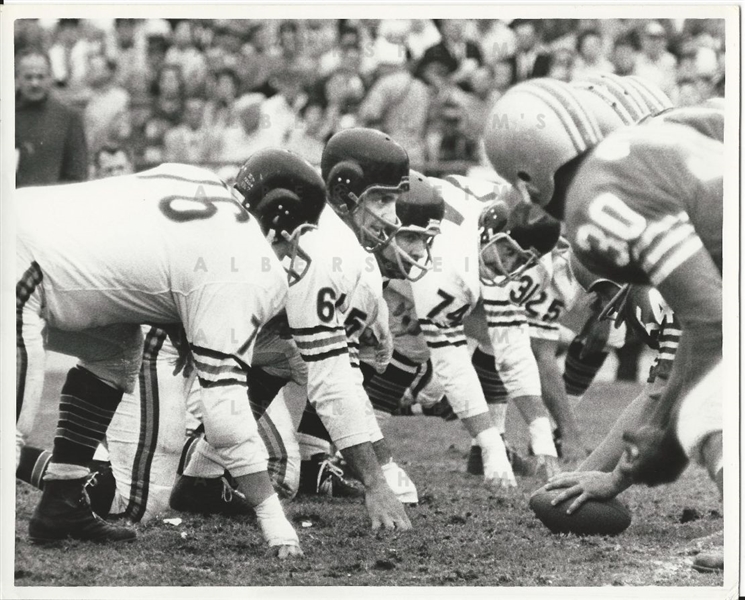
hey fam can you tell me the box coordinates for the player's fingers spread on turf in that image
[276,544,304,559]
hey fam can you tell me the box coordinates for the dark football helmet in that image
[321,128,410,252]
[376,170,444,282]
[478,200,561,286]
[234,148,326,285]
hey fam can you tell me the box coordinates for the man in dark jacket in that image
[15,49,88,187]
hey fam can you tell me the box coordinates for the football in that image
[529,489,632,536]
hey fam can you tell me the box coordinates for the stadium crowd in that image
[15,18,725,184]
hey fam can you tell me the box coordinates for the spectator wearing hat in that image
[509,19,551,83]
[633,20,677,96]
[416,20,483,91]
[572,29,614,80]
[359,38,431,168]
[15,48,88,187]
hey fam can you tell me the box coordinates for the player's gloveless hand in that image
[269,543,304,559]
[542,470,623,514]
[365,482,412,531]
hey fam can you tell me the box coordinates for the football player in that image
[365,174,563,488]
[175,133,420,529]
[485,79,724,539]
[16,162,307,557]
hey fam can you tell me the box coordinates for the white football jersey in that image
[284,206,374,450]
[16,163,288,474]
[506,238,581,341]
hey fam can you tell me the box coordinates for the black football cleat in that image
[298,454,364,499]
[28,478,135,543]
[169,475,255,517]
[84,464,117,518]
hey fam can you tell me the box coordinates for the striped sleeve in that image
[633,212,705,287]
[190,344,248,389]
[483,298,528,328]
[290,324,348,363]
[647,316,681,383]
[418,318,467,349]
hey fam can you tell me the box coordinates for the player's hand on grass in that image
[542,470,623,514]
[365,482,412,531]
[269,543,304,559]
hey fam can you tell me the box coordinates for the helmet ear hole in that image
[517,171,531,182]
[255,187,303,238]
[326,161,365,211]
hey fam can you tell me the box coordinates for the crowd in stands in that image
[15,18,726,185]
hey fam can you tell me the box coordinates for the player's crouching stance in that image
[16,163,302,557]
[486,79,724,569]
[184,138,414,531]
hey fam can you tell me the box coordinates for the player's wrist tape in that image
[256,493,299,547]
[529,417,558,458]
[476,428,514,479]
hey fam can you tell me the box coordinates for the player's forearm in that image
[340,441,389,489]
[533,342,582,442]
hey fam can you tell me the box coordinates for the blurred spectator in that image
[396,20,441,61]
[165,21,208,96]
[359,39,430,167]
[314,29,368,131]
[572,29,614,79]
[477,19,516,65]
[83,53,131,156]
[277,20,316,75]
[48,19,87,90]
[610,33,638,76]
[203,66,240,133]
[213,94,274,164]
[163,96,211,163]
[15,48,88,187]
[510,19,551,82]
[547,47,575,82]
[416,20,483,91]
[93,144,134,178]
[633,20,677,96]
[261,65,310,146]
[14,19,48,54]
[111,19,149,98]
[138,63,186,164]
[285,102,328,165]
[427,100,478,163]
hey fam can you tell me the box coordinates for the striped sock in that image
[52,366,123,467]
[361,352,421,415]
[16,445,53,490]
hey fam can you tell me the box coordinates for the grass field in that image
[14,362,724,588]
